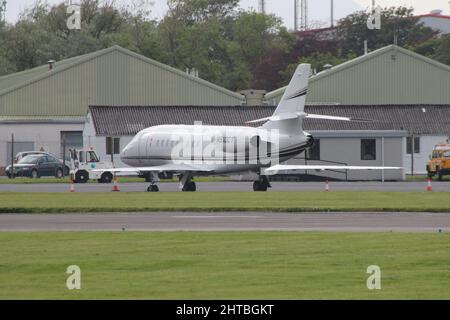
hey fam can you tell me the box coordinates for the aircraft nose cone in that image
[120,145,129,162]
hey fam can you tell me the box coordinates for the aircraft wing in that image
[92,163,214,174]
[263,164,403,175]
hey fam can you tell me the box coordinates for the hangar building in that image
[0,46,244,172]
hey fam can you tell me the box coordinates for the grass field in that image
[0,232,449,299]
[0,191,449,213]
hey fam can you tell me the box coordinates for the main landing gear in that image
[179,174,196,192]
[253,175,271,192]
[146,172,160,192]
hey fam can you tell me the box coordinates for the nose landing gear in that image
[145,172,160,192]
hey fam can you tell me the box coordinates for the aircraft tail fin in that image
[272,63,311,117]
[246,63,373,130]
[261,63,311,131]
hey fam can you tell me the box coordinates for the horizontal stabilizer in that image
[263,164,403,175]
[304,113,374,122]
[246,112,374,124]
[246,116,273,124]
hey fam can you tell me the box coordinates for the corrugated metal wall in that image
[266,46,450,106]
[0,49,244,117]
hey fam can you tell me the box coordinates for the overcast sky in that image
[4,0,450,29]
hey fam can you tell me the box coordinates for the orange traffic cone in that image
[324,180,330,192]
[69,182,75,193]
[427,178,433,192]
[112,178,120,192]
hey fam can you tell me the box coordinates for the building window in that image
[361,139,376,160]
[406,137,420,154]
[306,139,320,160]
[106,137,120,155]
[61,131,83,160]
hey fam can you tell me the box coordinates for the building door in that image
[6,142,35,165]
[61,131,83,161]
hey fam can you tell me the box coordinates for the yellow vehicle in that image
[427,142,450,180]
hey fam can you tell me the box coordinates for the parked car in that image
[14,151,50,164]
[6,154,70,179]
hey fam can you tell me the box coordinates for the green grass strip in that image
[1,191,449,213]
[1,232,449,299]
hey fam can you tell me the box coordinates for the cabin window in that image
[361,139,376,160]
[406,137,420,154]
[106,137,120,155]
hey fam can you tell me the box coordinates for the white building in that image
[417,10,450,35]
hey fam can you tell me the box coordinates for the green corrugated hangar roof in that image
[0,46,244,119]
[266,45,450,106]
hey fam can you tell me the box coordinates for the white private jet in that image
[98,63,402,192]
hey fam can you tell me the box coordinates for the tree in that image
[0,23,16,75]
[232,12,286,68]
[231,12,295,90]
[1,1,446,92]
[157,0,249,90]
[432,34,450,65]
[166,0,239,23]
[280,52,351,87]
[337,6,437,56]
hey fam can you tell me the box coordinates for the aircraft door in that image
[138,133,148,165]
[146,136,153,165]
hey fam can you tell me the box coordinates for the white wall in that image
[403,136,449,175]
[284,135,405,181]
[83,135,133,168]
[83,115,133,167]
[0,122,84,169]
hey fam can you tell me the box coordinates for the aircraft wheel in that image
[147,185,159,192]
[253,181,268,192]
[182,181,196,192]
